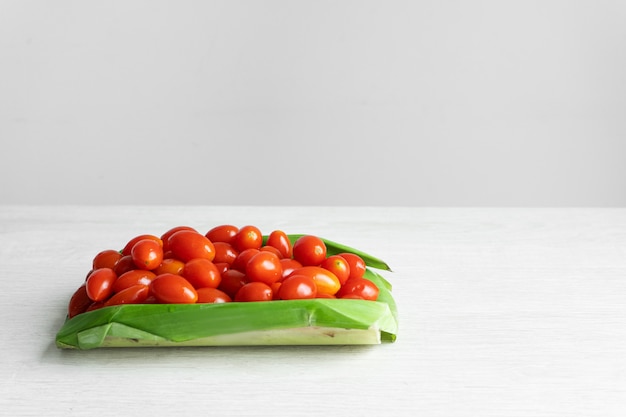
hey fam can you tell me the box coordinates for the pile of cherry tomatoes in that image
[67,225,380,318]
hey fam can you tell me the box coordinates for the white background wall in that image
[2,0,625,206]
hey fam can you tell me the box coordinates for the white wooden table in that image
[1,206,625,416]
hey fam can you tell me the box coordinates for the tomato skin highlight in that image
[150,273,198,304]
[245,251,283,285]
[338,253,366,280]
[182,258,222,289]
[86,268,118,302]
[320,255,351,286]
[278,274,317,300]
[234,282,273,302]
[288,266,341,296]
[131,238,164,270]
[266,230,292,258]
[196,287,232,303]
[337,277,379,301]
[292,235,327,266]
[104,284,149,307]
[167,230,215,262]
[205,224,239,244]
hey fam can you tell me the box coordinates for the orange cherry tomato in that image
[287,266,340,296]
[150,273,198,304]
[277,274,317,300]
[205,224,239,244]
[338,253,366,280]
[182,258,222,289]
[112,269,156,293]
[196,287,232,303]
[92,249,123,270]
[234,282,273,302]
[320,255,351,285]
[131,238,164,270]
[246,251,283,285]
[266,230,292,258]
[292,235,327,266]
[232,225,263,251]
[167,230,215,262]
[86,268,118,302]
[104,284,150,307]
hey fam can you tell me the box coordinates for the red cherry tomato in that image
[150,273,198,304]
[182,258,222,289]
[280,258,302,279]
[231,248,260,272]
[232,225,263,251]
[278,274,317,300]
[196,287,232,303]
[213,242,239,264]
[121,234,163,256]
[112,269,156,293]
[234,282,273,302]
[92,249,123,270]
[167,230,215,262]
[205,224,239,244]
[104,284,149,307]
[266,230,292,258]
[337,277,379,301]
[246,251,283,285]
[113,255,136,276]
[153,258,185,275]
[213,262,230,276]
[131,238,164,270]
[68,285,92,318]
[259,245,283,258]
[287,266,340,296]
[320,255,351,285]
[160,226,197,252]
[292,235,327,266]
[218,269,248,298]
[86,268,118,301]
[338,253,367,280]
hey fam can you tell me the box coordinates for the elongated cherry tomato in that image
[196,287,232,303]
[234,282,273,302]
[292,235,327,266]
[167,230,215,262]
[92,249,123,270]
[150,273,198,304]
[232,225,263,251]
[278,274,317,300]
[260,245,283,258]
[320,255,351,285]
[113,255,136,276]
[68,285,92,318]
[104,284,149,307]
[280,258,302,279]
[338,253,367,280]
[218,269,248,298]
[205,224,239,244]
[121,234,163,256]
[231,248,260,272]
[153,258,185,275]
[86,268,118,301]
[160,226,197,252]
[182,258,221,289]
[213,242,239,264]
[337,277,379,301]
[112,269,156,293]
[246,251,283,285]
[288,266,340,296]
[131,238,164,270]
[266,230,292,258]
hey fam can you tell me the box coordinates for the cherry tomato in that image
[259,245,283,258]
[196,287,232,303]
[182,258,222,289]
[104,284,149,307]
[292,235,327,266]
[121,234,163,256]
[338,253,366,280]
[218,269,248,298]
[86,268,118,302]
[232,225,263,251]
[167,230,215,262]
[112,269,156,293]
[337,277,379,301]
[150,273,198,304]
[213,262,230,276]
[213,242,239,264]
[205,224,239,244]
[92,249,123,270]
[153,258,185,275]
[131,238,164,270]
[280,258,302,279]
[287,266,340,296]
[68,285,92,318]
[246,251,283,285]
[160,226,197,252]
[320,255,351,285]
[231,248,260,272]
[277,274,317,300]
[113,255,136,276]
[266,230,292,258]
[234,282,273,302]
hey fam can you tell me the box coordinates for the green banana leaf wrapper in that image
[56,236,398,349]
